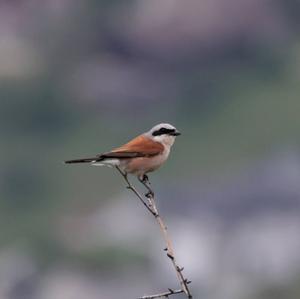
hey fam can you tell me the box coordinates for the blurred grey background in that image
[1,1,300,298]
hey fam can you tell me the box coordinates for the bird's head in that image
[146,123,181,147]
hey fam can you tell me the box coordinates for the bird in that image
[65,123,181,191]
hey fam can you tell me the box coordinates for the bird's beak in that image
[171,130,181,136]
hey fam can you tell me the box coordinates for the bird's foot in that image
[145,190,154,198]
[142,174,150,184]
[139,174,154,197]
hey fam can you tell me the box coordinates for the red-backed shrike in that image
[65,123,180,183]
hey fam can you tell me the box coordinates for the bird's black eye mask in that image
[152,128,176,136]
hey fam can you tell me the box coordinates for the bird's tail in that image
[65,157,97,164]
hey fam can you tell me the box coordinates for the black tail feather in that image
[65,157,96,164]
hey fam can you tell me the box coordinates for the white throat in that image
[152,134,176,148]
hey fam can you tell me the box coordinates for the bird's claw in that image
[145,191,154,198]
[142,174,150,184]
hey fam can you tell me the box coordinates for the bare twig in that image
[115,166,156,216]
[116,166,193,299]
[137,285,189,299]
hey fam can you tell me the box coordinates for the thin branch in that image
[116,167,193,299]
[115,166,156,216]
[137,285,189,299]
[140,182,192,298]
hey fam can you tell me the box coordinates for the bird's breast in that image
[122,148,170,176]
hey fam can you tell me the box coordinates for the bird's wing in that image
[97,135,164,160]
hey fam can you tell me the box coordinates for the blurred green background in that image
[1,1,300,298]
